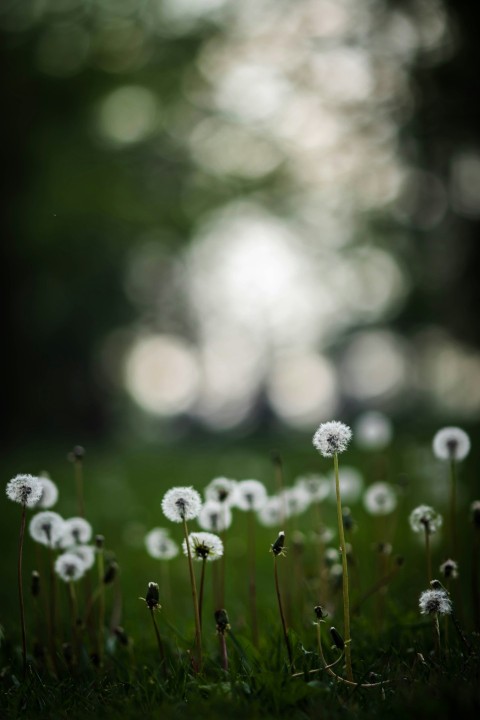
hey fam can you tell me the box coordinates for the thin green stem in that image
[149,608,166,672]
[74,459,85,518]
[274,555,293,670]
[449,459,458,558]
[97,547,105,666]
[333,453,353,682]
[68,582,79,666]
[424,526,432,583]
[182,518,202,671]
[248,510,259,647]
[17,505,27,679]
[433,612,441,655]
[199,558,206,631]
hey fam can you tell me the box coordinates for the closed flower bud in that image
[95,534,105,549]
[143,581,160,610]
[31,571,41,598]
[104,562,119,585]
[271,531,286,557]
[314,605,328,620]
[330,627,345,650]
[215,608,230,635]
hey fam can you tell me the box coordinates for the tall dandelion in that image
[409,505,442,583]
[161,486,202,670]
[182,532,223,629]
[54,552,86,665]
[270,531,293,670]
[6,474,43,677]
[419,584,452,654]
[313,421,354,682]
[433,427,470,558]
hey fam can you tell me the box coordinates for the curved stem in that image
[18,505,27,679]
[315,622,387,688]
[274,555,293,670]
[182,518,202,671]
[334,453,353,682]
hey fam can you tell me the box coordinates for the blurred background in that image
[2,0,480,449]
[1,0,480,646]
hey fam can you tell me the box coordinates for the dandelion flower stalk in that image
[183,518,203,671]
[271,532,293,670]
[141,583,166,674]
[70,446,86,518]
[334,453,353,682]
[248,509,259,647]
[96,536,105,666]
[419,584,452,655]
[18,505,28,677]
[215,609,230,672]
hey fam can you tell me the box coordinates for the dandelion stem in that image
[219,632,228,672]
[248,510,259,647]
[449,459,458,558]
[199,558,206,631]
[48,547,58,673]
[433,612,441,655]
[97,546,105,666]
[333,453,354,682]
[182,518,202,671]
[149,608,166,670]
[273,555,293,670]
[74,457,85,519]
[17,504,28,679]
[473,528,480,632]
[68,581,80,666]
[424,526,432,583]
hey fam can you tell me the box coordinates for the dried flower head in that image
[204,477,238,505]
[439,559,458,580]
[59,517,93,548]
[145,528,179,560]
[419,588,452,615]
[257,496,283,527]
[312,421,352,458]
[6,474,43,508]
[409,505,443,535]
[54,552,86,583]
[197,500,232,532]
[37,473,59,509]
[354,411,393,451]
[363,482,397,516]
[29,511,65,548]
[295,474,330,503]
[182,531,223,561]
[270,530,286,557]
[433,427,470,462]
[161,486,202,523]
[235,479,267,512]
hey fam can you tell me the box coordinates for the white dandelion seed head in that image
[280,486,311,518]
[6,474,43,508]
[439,558,459,580]
[354,411,393,451]
[327,466,364,504]
[145,528,179,560]
[363,482,397,516]
[29,511,65,548]
[433,426,470,462]
[329,563,343,579]
[419,588,452,615]
[257,496,283,527]
[204,477,238,505]
[54,552,86,582]
[235,479,267,512]
[310,526,335,545]
[182,531,224,562]
[59,517,93,548]
[161,486,202,523]
[69,545,96,571]
[324,547,340,566]
[409,505,443,535]
[37,473,59,509]
[295,474,330,503]
[312,421,352,458]
[197,500,232,532]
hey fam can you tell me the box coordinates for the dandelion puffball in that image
[235,479,267,512]
[37,474,59,509]
[59,517,93,547]
[433,427,470,462]
[409,505,443,535]
[327,467,364,504]
[418,588,452,615]
[29,511,65,548]
[161,486,202,523]
[257,496,283,527]
[6,474,43,508]
[145,529,179,560]
[354,411,393,451]
[295,474,330,503]
[182,531,224,561]
[280,486,311,518]
[70,545,96,571]
[439,559,458,580]
[204,477,238,505]
[54,552,86,582]
[197,500,232,532]
[363,482,397,516]
[312,421,352,458]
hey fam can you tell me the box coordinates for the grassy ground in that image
[1,431,479,718]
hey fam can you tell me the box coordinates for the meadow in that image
[1,418,479,719]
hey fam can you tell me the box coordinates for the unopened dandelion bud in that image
[314,605,328,620]
[31,571,40,598]
[271,531,286,557]
[143,582,160,610]
[114,626,129,646]
[104,562,118,585]
[342,507,355,532]
[68,445,86,462]
[471,501,480,529]
[215,608,230,635]
[95,534,105,549]
[330,627,345,650]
